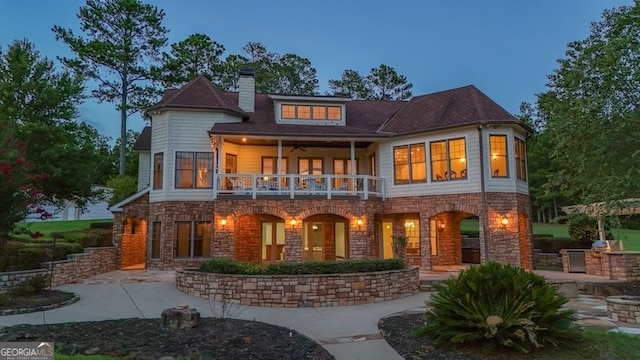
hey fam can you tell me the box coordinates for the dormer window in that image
[270,94,350,126]
[281,104,342,121]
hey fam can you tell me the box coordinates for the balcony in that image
[214,174,384,200]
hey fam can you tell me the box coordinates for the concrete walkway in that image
[1,270,639,360]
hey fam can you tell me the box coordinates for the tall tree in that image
[53,0,168,175]
[0,39,107,234]
[216,42,318,95]
[538,2,640,206]
[328,64,413,100]
[328,69,370,99]
[366,64,412,100]
[160,33,225,88]
[273,54,318,95]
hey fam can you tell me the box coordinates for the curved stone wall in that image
[176,267,419,307]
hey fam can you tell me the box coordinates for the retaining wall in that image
[0,247,119,293]
[176,267,420,307]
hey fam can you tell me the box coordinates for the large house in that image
[110,70,533,271]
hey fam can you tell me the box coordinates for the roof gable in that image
[147,76,246,116]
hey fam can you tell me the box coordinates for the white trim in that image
[109,187,150,212]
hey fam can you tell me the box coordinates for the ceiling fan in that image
[290,144,306,152]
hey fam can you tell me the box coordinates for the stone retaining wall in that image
[0,247,118,293]
[607,296,640,324]
[176,267,420,307]
[534,250,562,268]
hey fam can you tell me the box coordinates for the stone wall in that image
[533,250,562,268]
[564,250,640,280]
[0,247,118,293]
[175,267,419,307]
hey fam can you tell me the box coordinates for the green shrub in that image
[89,221,113,229]
[199,258,405,275]
[11,274,51,296]
[533,236,588,253]
[568,213,612,244]
[416,262,580,353]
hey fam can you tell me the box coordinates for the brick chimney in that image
[238,68,255,112]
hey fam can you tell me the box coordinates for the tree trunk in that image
[119,79,128,175]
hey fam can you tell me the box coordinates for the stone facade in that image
[576,250,640,280]
[0,247,118,293]
[533,250,563,268]
[115,191,533,271]
[607,296,640,324]
[175,267,419,307]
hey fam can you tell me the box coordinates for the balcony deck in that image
[214,174,384,200]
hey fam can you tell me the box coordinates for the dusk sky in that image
[0,0,632,143]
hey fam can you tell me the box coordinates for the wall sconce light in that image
[220,218,227,228]
[404,220,415,228]
[439,222,445,232]
[356,218,363,227]
[290,219,297,226]
[501,215,509,228]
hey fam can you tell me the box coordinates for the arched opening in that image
[121,216,147,269]
[430,211,479,267]
[303,214,349,261]
[234,214,285,263]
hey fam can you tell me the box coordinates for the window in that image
[151,222,161,259]
[405,219,420,255]
[280,104,342,121]
[429,219,438,256]
[394,143,426,184]
[175,152,213,188]
[153,153,163,189]
[515,137,527,181]
[173,221,211,258]
[490,135,508,177]
[430,138,467,181]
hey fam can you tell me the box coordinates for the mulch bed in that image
[0,290,78,315]
[0,318,334,360]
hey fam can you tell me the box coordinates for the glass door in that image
[262,221,285,262]
[303,222,324,261]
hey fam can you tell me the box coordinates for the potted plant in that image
[391,235,408,260]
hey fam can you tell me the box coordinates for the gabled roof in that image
[133,126,151,151]
[109,187,150,213]
[146,76,247,118]
[378,85,518,134]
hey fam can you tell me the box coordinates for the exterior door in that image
[333,158,357,190]
[303,222,324,261]
[262,221,285,262]
[382,221,393,259]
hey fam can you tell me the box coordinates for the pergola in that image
[562,198,640,242]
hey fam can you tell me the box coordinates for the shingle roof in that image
[144,78,524,140]
[146,76,247,117]
[379,85,518,134]
[133,126,151,150]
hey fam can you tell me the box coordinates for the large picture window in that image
[490,135,508,178]
[153,153,163,189]
[175,152,213,188]
[430,138,467,181]
[394,143,426,184]
[515,137,527,181]
[173,221,211,258]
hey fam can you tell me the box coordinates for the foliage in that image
[199,258,405,275]
[53,0,169,175]
[391,235,408,259]
[328,64,413,100]
[533,236,589,253]
[160,33,225,88]
[416,262,580,353]
[0,39,108,236]
[536,2,640,205]
[215,42,318,95]
[106,174,137,206]
[567,213,612,243]
[11,274,51,296]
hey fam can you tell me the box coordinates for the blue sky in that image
[0,0,632,143]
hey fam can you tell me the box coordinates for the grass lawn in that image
[13,219,113,241]
[461,219,640,251]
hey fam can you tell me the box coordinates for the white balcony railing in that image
[214,174,384,200]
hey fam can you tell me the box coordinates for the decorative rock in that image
[84,347,100,355]
[161,306,200,330]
